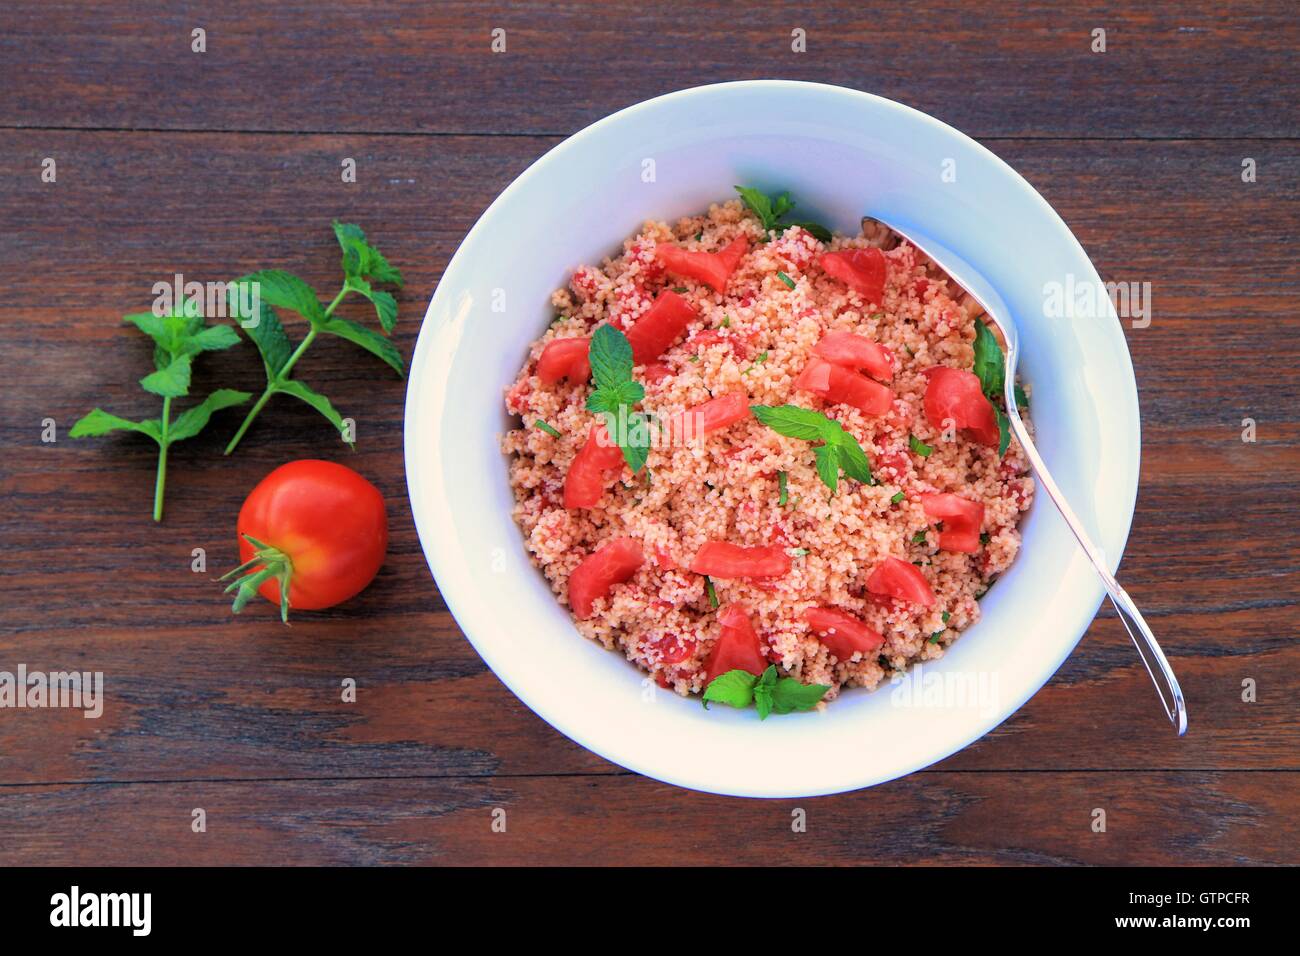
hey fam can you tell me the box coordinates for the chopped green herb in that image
[790,547,809,557]
[904,344,915,357]
[778,471,789,507]
[672,286,688,293]
[776,271,796,290]
[534,419,561,438]
[928,631,943,644]
[890,491,906,504]
[689,354,699,362]
[942,611,951,623]
[1014,383,1029,408]
[911,530,928,545]
[702,665,828,719]
[980,532,990,545]
[704,575,719,608]
[909,434,934,457]
[750,404,874,493]
[720,316,731,328]
[695,230,703,241]
[742,350,770,376]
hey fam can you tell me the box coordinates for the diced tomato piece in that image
[866,556,936,607]
[704,604,768,683]
[536,337,591,385]
[568,536,645,619]
[820,248,888,303]
[563,423,625,509]
[651,632,693,664]
[625,290,698,365]
[690,541,791,579]
[922,366,1000,447]
[794,357,894,416]
[655,236,748,293]
[920,492,985,553]
[812,331,894,381]
[642,361,674,384]
[803,607,884,661]
[671,391,751,440]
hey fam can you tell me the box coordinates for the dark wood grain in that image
[0,2,1295,139]
[0,772,1294,866]
[0,2,1297,866]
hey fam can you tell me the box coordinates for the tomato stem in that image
[222,287,349,455]
[219,533,295,624]
[152,395,171,522]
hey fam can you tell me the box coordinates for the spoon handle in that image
[1004,391,1188,735]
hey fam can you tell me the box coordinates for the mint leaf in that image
[344,275,398,334]
[139,353,192,398]
[318,316,406,377]
[584,326,650,473]
[972,319,1005,399]
[189,324,241,353]
[702,669,757,710]
[228,287,294,380]
[274,378,354,447]
[753,666,779,719]
[770,677,829,714]
[69,409,162,443]
[167,389,251,443]
[754,405,873,492]
[616,411,652,473]
[750,404,834,441]
[813,443,840,493]
[77,299,243,521]
[589,323,634,391]
[835,433,874,484]
[786,221,832,242]
[333,221,404,287]
[909,433,933,457]
[242,269,325,324]
[734,186,830,241]
[734,186,778,232]
[972,319,1015,458]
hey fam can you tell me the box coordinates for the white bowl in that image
[404,81,1139,797]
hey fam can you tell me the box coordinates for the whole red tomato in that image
[223,460,388,621]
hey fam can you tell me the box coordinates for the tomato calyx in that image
[220,533,295,624]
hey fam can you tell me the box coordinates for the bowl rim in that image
[404,79,1141,797]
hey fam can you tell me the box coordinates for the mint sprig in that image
[70,297,250,521]
[734,186,832,241]
[751,404,874,493]
[223,221,403,454]
[973,318,1012,457]
[702,666,828,719]
[585,324,652,473]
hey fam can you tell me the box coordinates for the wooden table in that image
[1,2,1295,865]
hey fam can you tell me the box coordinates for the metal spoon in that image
[869,217,1187,735]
